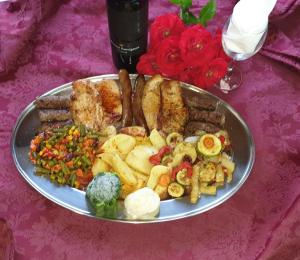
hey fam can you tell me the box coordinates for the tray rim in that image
[11,74,255,223]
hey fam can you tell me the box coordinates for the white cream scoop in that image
[124,187,160,220]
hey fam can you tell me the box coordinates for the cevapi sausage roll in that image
[35,96,71,109]
[185,121,220,136]
[119,69,133,127]
[185,96,217,111]
[189,108,225,127]
[38,109,72,122]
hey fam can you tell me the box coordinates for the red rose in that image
[150,14,185,49]
[156,36,185,77]
[179,25,217,67]
[179,66,201,85]
[194,58,228,88]
[136,53,160,75]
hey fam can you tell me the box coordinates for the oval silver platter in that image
[11,74,255,223]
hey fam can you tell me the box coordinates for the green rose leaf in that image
[170,0,192,9]
[180,9,198,25]
[198,0,216,26]
[169,0,181,5]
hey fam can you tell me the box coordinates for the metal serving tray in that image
[11,74,255,223]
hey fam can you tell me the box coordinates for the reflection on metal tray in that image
[11,74,255,223]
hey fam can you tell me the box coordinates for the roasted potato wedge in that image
[101,134,136,160]
[125,145,158,175]
[92,158,111,177]
[147,165,171,189]
[149,129,166,149]
[99,153,137,186]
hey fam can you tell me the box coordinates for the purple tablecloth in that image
[1,1,300,259]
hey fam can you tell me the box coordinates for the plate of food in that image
[11,71,254,223]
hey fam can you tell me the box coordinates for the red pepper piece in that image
[149,145,172,165]
[219,135,225,145]
[171,161,193,179]
[157,146,172,157]
[149,154,161,165]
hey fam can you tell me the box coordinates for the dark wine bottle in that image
[106,0,149,73]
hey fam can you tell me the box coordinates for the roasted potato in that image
[99,153,137,186]
[125,145,158,175]
[154,184,169,200]
[147,165,171,189]
[120,183,136,199]
[92,158,111,177]
[101,134,136,159]
[149,129,166,149]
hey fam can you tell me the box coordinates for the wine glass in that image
[216,15,268,93]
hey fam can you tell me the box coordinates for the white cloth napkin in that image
[223,0,277,54]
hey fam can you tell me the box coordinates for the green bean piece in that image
[79,125,86,137]
[36,167,50,174]
[69,173,76,186]
[52,128,66,133]
[60,161,70,175]
[48,160,55,167]
[86,134,99,139]
[81,155,91,166]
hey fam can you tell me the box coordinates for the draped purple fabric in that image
[0,1,299,259]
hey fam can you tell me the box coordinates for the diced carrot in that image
[76,169,84,177]
[84,139,94,147]
[66,161,73,168]
[159,174,171,186]
[52,165,62,172]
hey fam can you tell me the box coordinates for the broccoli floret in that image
[86,172,121,217]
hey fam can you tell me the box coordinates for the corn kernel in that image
[53,150,59,155]
[73,129,80,136]
[46,143,52,149]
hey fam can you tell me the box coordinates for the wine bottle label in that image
[110,40,141,54]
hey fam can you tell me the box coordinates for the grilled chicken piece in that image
[142,75,164,131]
[160,80,188,134]
[70,80,103,130]
[95,79,122,125]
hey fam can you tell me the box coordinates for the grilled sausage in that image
[189,108,225,127]
[119,69,133,127]
[185,96,217,111]
[35,96,71,109]
[38,109,72,122]
[132,75,149,133]
[185,121,220,136]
